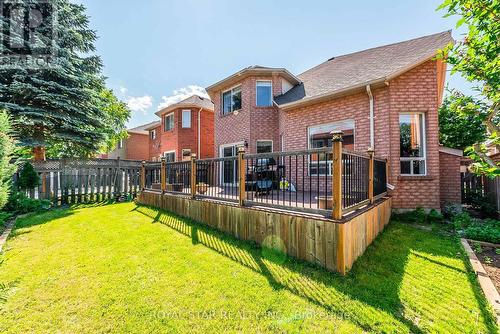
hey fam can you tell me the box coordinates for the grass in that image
[0,202,496,333]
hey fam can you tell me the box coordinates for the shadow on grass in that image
[133,204,497,333]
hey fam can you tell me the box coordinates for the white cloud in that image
[127,95,153,114]
[119,86,128,95]
[157,85,209,111]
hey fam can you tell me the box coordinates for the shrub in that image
[442,203,462,219]
[464,219,500,244]
[465,189,497,218]
[452,212,475,230]
[0,111,16,209]
[0,211,12,232]
[16,161,40,191]
[428,209,444,224]
[414,207,427,224]
[5,192,50,214]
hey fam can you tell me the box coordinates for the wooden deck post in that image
[191,154,197,198]
[140,161,146,190]
[160,157,166,193]
[238,147,246,206]
[368,148,375,204]
[331,130,343,220]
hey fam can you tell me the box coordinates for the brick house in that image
[206,31,463,210]
[103,121,159,161]
[145,95,215,162]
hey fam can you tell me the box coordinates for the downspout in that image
[198,108,202,158]
[366,85,375,150]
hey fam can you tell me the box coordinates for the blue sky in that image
[78,0,471,128]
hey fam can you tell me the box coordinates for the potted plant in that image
[196,182,208,194]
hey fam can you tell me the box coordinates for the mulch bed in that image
[471,241,500,293]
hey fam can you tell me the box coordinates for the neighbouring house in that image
[102,121,159,161]
[146,95,215,162]
[206,30,462,210]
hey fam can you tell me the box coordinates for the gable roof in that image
[205,66,301,95]
[274,31,454,108]
[155,95,214,116]
[128,121,160,134]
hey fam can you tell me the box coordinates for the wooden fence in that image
[19,158,142,204]
[461,171,500,216]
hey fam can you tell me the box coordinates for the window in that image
[164,151,175,162]
[182,110,191,128]
[256,140,273,153]
[150,129,156,140]
[164,113,174,131]
[222,86,242,115]
[182,149,191,161]
[256,81,272,107]
[117,139,123,149]
[400,113,426,175]
[307,120,355,176]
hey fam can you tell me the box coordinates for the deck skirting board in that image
[137,191,392,274]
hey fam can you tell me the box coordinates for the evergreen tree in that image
[16,161,40,191]
[0,0,108,160]
[0,111,16,208]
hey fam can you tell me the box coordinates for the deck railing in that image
[244,148,333,215]
[140,131,388,219]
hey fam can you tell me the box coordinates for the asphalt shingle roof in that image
[274,31,453,106]
[128,121,160,134]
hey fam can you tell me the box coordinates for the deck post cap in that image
[331,130,343,142]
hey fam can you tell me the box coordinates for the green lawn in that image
[0,202,496,333]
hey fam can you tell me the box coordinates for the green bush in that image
[442,203,462,219]
[452,212,475,230]
[464,219,500,244]
[465,189,497,218]
[5,192,50,214]
[16,161,40,191]
[0,211,12,232]
[0,111,16,209]
[428,209,444,224]
[391,207,437,225]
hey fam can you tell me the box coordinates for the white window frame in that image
[307,120,356,176]
[164,113,174,132]
[256,80,273,107]
[163,150,176,162]
[182,110,191,128]
[150,129,156,140]
[221,85,242,115]
[118,138,124,149]
[399,112,427,176]
[256,140,273,153]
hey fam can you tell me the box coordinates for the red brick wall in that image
[149,125,162,161]
[387,60,441,209]
[211,75,284,155]
[153,108,215,161]
[125,133,149,161]
[210,60,443,209]
[280,60,442,209]
[200,111,215,159]
[439,151,462,206]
